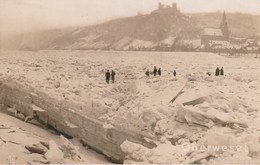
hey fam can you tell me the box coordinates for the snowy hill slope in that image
[1,12,260,50]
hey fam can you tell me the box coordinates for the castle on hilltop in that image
[153,2,180,13]
[158,2,178,11]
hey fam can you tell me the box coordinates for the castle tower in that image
[220,11,230,40]
[158,2,163,10]
[172,3,177,10]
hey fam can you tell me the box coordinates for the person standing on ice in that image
[215,67,220,76]
[173,70,176,77]
[220,67,224,76]
[105,70,110,84]
[153,66,157,76]
[145,70,150,76]
[111,70,115,83]
[158,68,161,76]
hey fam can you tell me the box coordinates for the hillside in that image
[1,8,260,50]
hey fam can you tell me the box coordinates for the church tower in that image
[220,11,230,40]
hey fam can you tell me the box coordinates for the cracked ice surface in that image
[0,50,260,163]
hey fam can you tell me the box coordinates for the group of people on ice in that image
[105,70,115,84]
[145,66,177,77]
[145,66,161,76]
[215,67,224,76]
[105,66,224,84]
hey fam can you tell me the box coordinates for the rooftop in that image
[203,28,223,36]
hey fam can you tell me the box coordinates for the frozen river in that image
[0,50,260,163]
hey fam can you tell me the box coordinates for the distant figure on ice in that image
[173,70,176,77]
[153,66,157,76]
[158,68,161,76]
[111,70,115,83]
[145,70,150,76]
[215,67,220,76]
[105,70,110,84]
[220,67,224,76]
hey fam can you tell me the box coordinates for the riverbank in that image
[0,109,109,164]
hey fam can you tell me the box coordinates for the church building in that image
[201,12,230,46]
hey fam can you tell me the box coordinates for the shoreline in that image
[0,110,109,164]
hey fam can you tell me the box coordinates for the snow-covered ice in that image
[0,50,259,163]
[0,111,109,164]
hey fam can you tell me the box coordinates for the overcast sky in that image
[0,0,260,38]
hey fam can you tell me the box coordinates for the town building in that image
[201,12,230,46]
